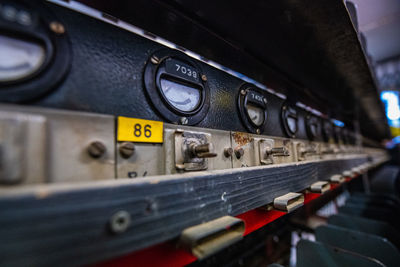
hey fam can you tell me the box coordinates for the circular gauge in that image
[305,114,319,140]
[159,77,201,112]
[246,103,265,126]
[321,119,333,142]
[144,49,209,125]
[0,35,46,82]
[281,103,298,138]
[0,1,71,102]
[238,84,268,134]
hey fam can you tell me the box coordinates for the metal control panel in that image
[0,104,388,185]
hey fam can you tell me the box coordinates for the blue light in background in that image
[332,119,344,127]
[381,91,400,123]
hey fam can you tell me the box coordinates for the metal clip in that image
[179,216,245,259]
[330,174,345,183]
[310,181,330,193]
[273,192,304,212]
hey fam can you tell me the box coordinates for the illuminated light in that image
[381,91,400,121]
[332,119,345,127]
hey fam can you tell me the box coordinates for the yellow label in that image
[118,116,163,143]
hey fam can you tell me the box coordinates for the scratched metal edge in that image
[0,157,367,267]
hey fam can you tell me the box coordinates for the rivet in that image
[179,117,188,125]
[201,74,207,82]
[49,21,65,34]
[150,55,160,65]
[234,147,244,159]
[240,89,246,96]
[109,210,131,234]
[224,147,233,157]
[256,129,261,134]
[87,141,106,158]
[119,142,135,158]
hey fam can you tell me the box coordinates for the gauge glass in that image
[160,78,201,112]
[287,117,297,133]
[310,123,317,137]
[0,35,46,82]
[246,103,264,126]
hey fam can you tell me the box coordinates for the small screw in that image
[150,55,160,65]
[240,89,246,96]
[224,147,233,157]
[88,141,106,158]
[49,21,65,34]
[234,147,244,159]
[179,117,188,125]
[201,74,207,82]
[119,142,135,158]
[256,129,261,134]
[109,210,131,234]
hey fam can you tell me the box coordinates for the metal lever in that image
[301,148,317,156]
[190,143,217,158]
[266,147,289,157]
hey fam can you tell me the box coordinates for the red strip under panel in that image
[94,181,347,267]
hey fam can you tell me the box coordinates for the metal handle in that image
[190,143,217,158]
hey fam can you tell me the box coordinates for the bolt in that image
[234,147,244,159]
[224,147,233,157]
[179,117,188,125]
[49,21,65,34]
[150,55,160,65]
[119,142,135,158]
[240,89,246,96]
[88,141,106,158]
[256,129,261,134]
[109,210,131,234]
[190,143,217,158]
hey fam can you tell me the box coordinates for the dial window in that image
[246,103,265,127]
[160,78,201,112]
[0,35,45,82]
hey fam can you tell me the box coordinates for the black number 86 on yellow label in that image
[118,116,163,143]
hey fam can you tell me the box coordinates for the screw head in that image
[240,89,246,96]
[201,74,207,82]
[88,141,106,158]
[256,129,261,134]
[224,147,233,157]
[49,21,65,34]
[234,147,245,159]
[179,117,188,125]
[109,210,131,234]
[150,56,160,65]
[119,142,135,158]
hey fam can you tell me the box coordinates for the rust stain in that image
[233,132,253,147]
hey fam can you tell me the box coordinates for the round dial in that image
[160,78,201,112]
[0,35,46,82]
[246,103,265,126]
[281,104,298,138]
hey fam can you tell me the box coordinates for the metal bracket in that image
[179,216,245,259]
[273,192,304,212]
[174,130,216,171]
[259,139,289,165]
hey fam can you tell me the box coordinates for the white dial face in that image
[287,117,297,133]
[246,103,264,126]
[160,78,201,112]
[0,35,46,82]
